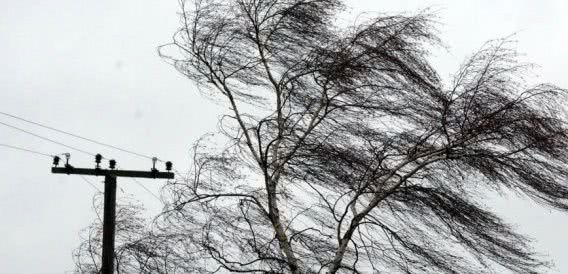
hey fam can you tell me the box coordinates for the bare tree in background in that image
[73,195,177,274]
[75,0,568,273]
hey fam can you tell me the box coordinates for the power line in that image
[130,177,162,202]
[0,121,168,202]
[0,120,96,157]
[1,111,185,179]
[80,175,102,193]
[0,142,103,192]
[0,143,54,158]
[0,111,157,161]
[114,164,162,202]
[0,142,160,210]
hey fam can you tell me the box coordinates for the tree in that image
[76,0,568,273]
[73,195,176,274]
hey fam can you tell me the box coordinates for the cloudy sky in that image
[1,0,567,273]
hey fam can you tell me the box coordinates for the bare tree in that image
[73,194,180,274]
[76,0,568,273]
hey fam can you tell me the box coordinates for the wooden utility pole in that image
[51,155,174,274]
[101,175,116,274]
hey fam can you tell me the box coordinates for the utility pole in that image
[51,154,174,274]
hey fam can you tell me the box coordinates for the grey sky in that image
[1,0,567,273]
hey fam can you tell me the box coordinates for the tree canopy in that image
[76,1,568,273]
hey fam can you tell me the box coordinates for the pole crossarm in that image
[50,155,174,274]
[51,167,174,179]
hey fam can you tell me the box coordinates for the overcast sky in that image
[1,0,567,273]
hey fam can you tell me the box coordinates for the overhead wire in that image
[0,111,186,172]
[0,142,102,192]
[0,143,54,158]
[130,177,162,202]
[0,141,159,201]
[0,110,186,179]
[0,120,96,157]
[0,111,157,161]
[113,164,162,202]
[0,111,182,200]
[80,175,102,193]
